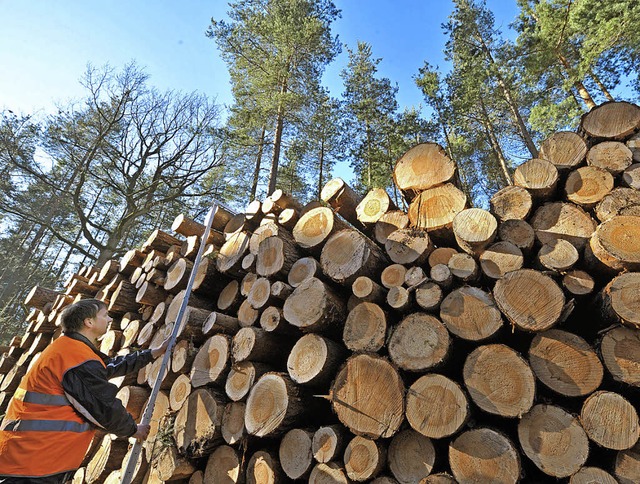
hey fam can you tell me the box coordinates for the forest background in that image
[0,0,638,339]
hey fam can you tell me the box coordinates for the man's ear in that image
[82,317,94,329]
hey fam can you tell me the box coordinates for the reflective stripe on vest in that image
[1,419,92,433]
[12,388,70,406]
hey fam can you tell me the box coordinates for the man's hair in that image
[60,299,107,333]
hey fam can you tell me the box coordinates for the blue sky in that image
[0,0,519,117]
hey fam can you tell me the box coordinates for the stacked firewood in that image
[1,100,640,483]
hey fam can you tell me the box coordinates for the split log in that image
[494,269,566,332]
[280,429,315,480]
[571,467,617,484]
[479,241,524,279]
[381,264,407,289]
[405,373,468,439]
[173,387,225,457]
[85,436,128,484]
[356,188,397,225]
[388,429,435,484]
[287,333,345,386]
[518,404,589,478]
[537,238,580,272]
[565,166,614,208]
[352,276,386,304]
[538,130,588,171]
[447,253,479,282]
[330,354,404,439]
[440,286,503,341]
[246,450,283,484]
[452,208,497,255]
[309,462,351,484]
[343,302,388,352]
[513,158,559,200]
[374,211,410,245]
[216,231,251,276]
[498,219,535,252]
[385,228,433,265]
[283,277,346,332]
[257,235,301,279]
[532,202,598,252]
[225,361,271,402]
[600,326,640,387]
[344,436,386,481]
[599,272,640,328]
[529,329,603,396]
[245,372,307,437]
[615,442,640,484]
[312,424,348,463]
[293,206,349,253]
[321,229,388,286]
[169,373,192,411]
[407,183,467,236]
[217,280,241,312]
[288,256,321,288]
[595,187,640,222]
[232,327,286,363]
[623,162,640,189]
[587,141,633,175]
[463,344,536,417]
[589,216,640,272]
[580,391,639,450]
[204,445,243,483]
[489,185,533,222]
[321,177,363,226]
[221,401,246,445]
[449,428,520,484]
[393,143,457,201]
[562,270,595,296]
[415,282,442,312]
[190,334,231,388]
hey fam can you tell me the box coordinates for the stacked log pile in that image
[1,101,640,483]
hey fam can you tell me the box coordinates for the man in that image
[0,298,169,483]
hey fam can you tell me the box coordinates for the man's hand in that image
[151,338,172,359]
[132,424,150,441]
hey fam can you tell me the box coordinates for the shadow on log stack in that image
[4,102,640,482]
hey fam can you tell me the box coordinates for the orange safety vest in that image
[0,335,106,478]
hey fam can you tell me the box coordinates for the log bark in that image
[452,208,498,255]
[463,344,536,418]
[600,326,640,387]
[440,286,502,341]
[108,280,141,315]
[538,131,588,171]
[513,158,559,200]
[321,177,364,226]
[407,183,467,236]
[494,269,566,332]
[565,166,614,208]
[232,327,287,363]
[344,435,386,482]
[173,387,225,457]
[529,329,603,397]
[374,211,410,245]
[479,241,524,279]
[385,229,433,265]
[449,428,520,484]
[330,354,404,439]
[245,372,307,438]
[204,445,243,483]
[343,302,388,352]
[190,334,231,388]
[221,401,247,445]
[225,360,271,402]
[393,143,457,201]
[388,429,435,484]
[279,428,315,480]
[406,374,468,439]
[587,141,634,175]
[283,277,346,332]
[518,404,589,478]
[489,185,533,222]
[312,424,348,463]
[580,391,639,450]
[356,188,397,225]
[287,333,345,387]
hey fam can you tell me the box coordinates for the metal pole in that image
[120,201,220,484]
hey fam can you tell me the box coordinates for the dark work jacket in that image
[62,332,153,437]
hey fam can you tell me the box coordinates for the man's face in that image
[90,307,112,337]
